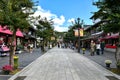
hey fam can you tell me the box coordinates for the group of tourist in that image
[57,40,105,56]
[57,42,74,49]
[90,40,105,56]
[57,42,67,48]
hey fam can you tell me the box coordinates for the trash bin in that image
[13,56,19,69]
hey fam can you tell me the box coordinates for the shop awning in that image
[0,25,24,37]
[0,26,12,35]
[16,29,24,37]
[104,34,119,39]
[91,31,103,36]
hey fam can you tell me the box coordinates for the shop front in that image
[0,25,24,55]
[101,33,119,52]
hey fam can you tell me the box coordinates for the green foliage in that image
[64,18,83,42]
[91,0,120,33]
[64,30,75,42]
[36,18,54,42]
[103,23,120,33]
[0,0,34,29]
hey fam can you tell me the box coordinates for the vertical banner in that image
[74,28,84,37]
[74,29,78,37]
[51,36,55,40]
[80,28,83,37]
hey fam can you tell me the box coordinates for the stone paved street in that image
[8,47,120,80]
[78,48,116,68]
[0,47,119,80]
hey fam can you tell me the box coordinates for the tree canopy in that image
[91,0,120,33]
[0,0,34,30]
[36,17,54,41]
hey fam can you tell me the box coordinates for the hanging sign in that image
[51,36,55,40]
[74,28,84,37]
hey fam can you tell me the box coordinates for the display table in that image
[0,45,10,56]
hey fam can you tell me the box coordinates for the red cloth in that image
[105,44,117,49]
[1,46,10,51]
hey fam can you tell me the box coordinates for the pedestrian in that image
[96,41,100,55]
[61,42,65,48]
[59,42,62,48]
[100,41,105,54]
[57,42,60,48]
[28,42,33,53]
[64,43,67,48]
[50,44,52,49]
[90,40,96,56]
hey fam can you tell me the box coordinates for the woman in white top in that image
[96,42,100,55]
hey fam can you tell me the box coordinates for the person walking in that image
[28,42,33,53]
[57,42,60,48]
[61,42,65,48]
[96,42,100,55]
[90,40,96,56]
[100,41,105,54]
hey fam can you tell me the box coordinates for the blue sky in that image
[32,0,98,32]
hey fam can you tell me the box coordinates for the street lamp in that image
[77,18,81,53]
[74,18,84,53]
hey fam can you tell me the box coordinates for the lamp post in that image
[74,18,83,53]
[77,18,81,53]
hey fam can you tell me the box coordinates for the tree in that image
[64,18,84,51]
[64,25,76,43]
[91,0,120,67]
[0,0,34,67]
[36,17,54,51]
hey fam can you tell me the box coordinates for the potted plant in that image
[82,48,86,54]
[105,60,112,68]
[13,56,19,69]
[2,65,13,74]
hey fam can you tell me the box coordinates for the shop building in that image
[83,21,118,52]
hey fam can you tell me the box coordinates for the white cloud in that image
[67,18,75,23]
[53,15,65,26]
[31,6,68,32]
[33,6,56,20]
[54,25,68,32]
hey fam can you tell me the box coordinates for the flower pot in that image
[82,50,85,54]
[14,56,19,69]
[2,65,13,74]
[105,60,112,68]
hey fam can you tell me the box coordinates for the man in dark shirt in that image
[100,41,105,54]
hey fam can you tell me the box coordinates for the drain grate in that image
[14,76,26,80]
[106,76,120,80]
